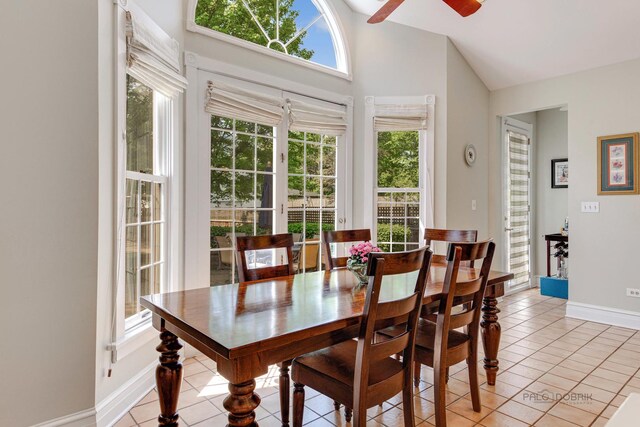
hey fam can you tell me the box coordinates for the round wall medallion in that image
[464,144,477,166]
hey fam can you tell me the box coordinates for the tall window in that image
[287,131,337,273]
[210,116,276,285]
[189,0,349,74]
[124,75,169,323]
[376,131,421,252]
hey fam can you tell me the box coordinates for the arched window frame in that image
[186,0,352,80]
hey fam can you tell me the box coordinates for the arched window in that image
[188,0,350,77]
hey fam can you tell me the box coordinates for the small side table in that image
[544,233,568,277]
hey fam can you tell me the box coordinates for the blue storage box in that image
[540,276,568,299]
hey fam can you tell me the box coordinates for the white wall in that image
[490,58,640,313]
[535,109,568,277]
[446,40,490,238]
[0,0,99,425]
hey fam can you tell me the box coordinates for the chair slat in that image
[369,332,410,361]
[454,278,483,297]
[449,309,475,330]
[375,294,418,321]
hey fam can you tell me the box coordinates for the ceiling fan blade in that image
[367,0,406,24]
[443,0,482,17]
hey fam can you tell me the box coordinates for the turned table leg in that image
[278,361,291,427]
[480,296,501,386]
[156,329,183,427]
[223,379,261,427]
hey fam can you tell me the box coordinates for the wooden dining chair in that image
[321,229,372,270]
[235,233,296,427]
[378,240,495,427]
[290,247,433,427]
[424,228,478,265]
[235,233,295,283]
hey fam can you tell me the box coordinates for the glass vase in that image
[347,259,369,285]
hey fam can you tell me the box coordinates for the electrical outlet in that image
[472,199,477,211]
[627,288,640,298]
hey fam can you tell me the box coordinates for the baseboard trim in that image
[95,360,156,427]
[566,301,640,330]
[31,408,96,427]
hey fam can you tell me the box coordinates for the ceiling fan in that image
[368,0,485,24]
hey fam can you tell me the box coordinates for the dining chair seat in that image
[292,340,405,407]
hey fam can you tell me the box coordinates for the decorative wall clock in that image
[464,144,477,166]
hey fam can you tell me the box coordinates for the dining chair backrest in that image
[322,229,372,270]
[424,228,478,266]
[235,233,295,283]
[435,240,495,355]
[353,247,433,407]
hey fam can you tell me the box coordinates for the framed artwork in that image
[597,133,639,195]
[551,158,568,188]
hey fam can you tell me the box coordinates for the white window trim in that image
[185,0,352,80]
[363,96,435,246]
[111,2,182,358]
[184,52,353,289]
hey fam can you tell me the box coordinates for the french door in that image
[503,118,533,292]
[207,97,348,285]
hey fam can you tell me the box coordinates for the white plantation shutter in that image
[205,81,285,126]
[287,99,347,136]
[507,131,531,288]
[373,104,428,132]
[125,8,187,97]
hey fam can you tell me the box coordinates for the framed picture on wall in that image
[597,133,639,195]
[551,158,568,188]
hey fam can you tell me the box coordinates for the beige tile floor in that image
[115,289,640,426]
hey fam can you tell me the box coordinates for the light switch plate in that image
[581,202,600,213]
[472,200,477,211]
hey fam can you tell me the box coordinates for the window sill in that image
[108,320,158,363]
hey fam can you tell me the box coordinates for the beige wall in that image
[490,58,640,313]
[0,0,99,425]
[446,40,490,238]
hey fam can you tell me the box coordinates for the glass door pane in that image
[210,116,276,285]
[287,131,338,273]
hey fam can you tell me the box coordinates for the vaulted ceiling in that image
[345,0,640,90]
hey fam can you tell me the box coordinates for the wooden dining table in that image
[141,263,513,427]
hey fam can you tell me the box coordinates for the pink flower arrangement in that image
[348,241,382,264]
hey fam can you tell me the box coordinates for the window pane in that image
[256,137,273,172]
[154,223,162,263]
[288,176,304,208]
[140,267,151,297]
[235,133,255,171]
[152,264,161,294]
[211,171,233,208]
[126,179,139,224]
[235,120,255,134]
[141,181,152,222]
[306,177,321,207]
[306,143,320,175]
[235,210,255,235]
[126,75,154,174]
[322,145,336,176]
[322,178,335,208]
[153,183,162,221]
[211,130,233,169]
[288,141,304,174]
[125,226,138,318]
[377,131,419,188]
[140,224,152,266]
[211,115,232,130]
[235,173,254,208]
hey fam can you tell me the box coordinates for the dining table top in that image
[141,264,512,361]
